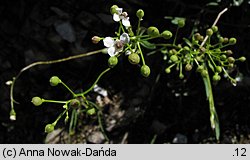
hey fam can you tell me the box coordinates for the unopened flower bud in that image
[213,74,221,82]
[108,56,118,68]
[201,70,208,77]
[206,28,213,36]
[165,68,171,74]
[50,76,61,86]
[228,57,235,63]
[185,64,193,71]
[239,56,246,62]
[128,53,140,64]
[9,109,16,121]
[177,19,185,28]
[136,9,144,20]
[45,124,55,133]
[194,33,201,41]
[147,26,160,37]
[219,37,224,43]
[91,36,101,44]
[32,97,43,106]
[161,30,172,39]
[223,37,229,43]
[229,37,237,45]
[216,66,222,73]
[140,65,150,77]
[211,26,218,33]
[170,55,178,63]
[225,50,233,55]
[110,5,118,15]
[220,55,227,61]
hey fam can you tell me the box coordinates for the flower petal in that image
[122,18,131,27]
[116,8,123,15]
[120,33,130,44]
[113,14,121,22]
[103,37,114,47]
[107,47,116,57]
[125,50,131,56]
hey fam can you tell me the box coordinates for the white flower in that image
[113,8,131,27]
[103,33,130,57]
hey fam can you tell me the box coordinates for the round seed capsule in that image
[147,26,160,37]
[140,65,151,77]
[108,56,118,68]
[32,97,43,106]
[45,124,55,133]
[50,76,61,86]
[128,53,140,64]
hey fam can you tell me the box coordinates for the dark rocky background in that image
[0,0,250,143]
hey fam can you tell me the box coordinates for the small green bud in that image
[239,56,246,62]
[225,50,233,55]
[211,26,218,33]
[32,97,43,106]
[228,63,234,69]
[147,26,160,37]
[110,5,118,15]
[179,73,184,79]
[213,74,221,82]
[206,28,213,36]
[201,70,208,77]
[50,76,61,86]
[136,9,144,20]
[194,33,201,41]
[45,124,55,133]
[223,37,229,43]
[219,37,224,43]
[216,66,222,73]
[197,65,204,72]
[170,55,178,62]
[87,108,96,115]
[228,57,235,63]
[161,30,172,39]
[108,56,118,68]
[91,36,101,44]
[9,109,16,121]
[140,65,150,77]
[199,35,204,41]
[128,53,140,64]
[220,55,227,61]
[229,38,237,45]
[177,19,185,28]
[185,64,193,71]
[183,46,190,51]
[69,99,81,109]
[165,68,171,74]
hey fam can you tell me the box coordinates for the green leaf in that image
[183,38,192,47]
[206,2,219,6]
[140,40,156,50]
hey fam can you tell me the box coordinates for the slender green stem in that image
[207,53,217,67]
[43,99,68,104]
[137,42,145,65]
[9,49,103,120]
[52,109,68,126]
[119,21,125,33]
[202,66,220,140]
[173,27,179,45]
[150,134,157,144]
[60,81,76,97]
[78,68,111,96]
[98,111,109,141]
[136,20,141,36]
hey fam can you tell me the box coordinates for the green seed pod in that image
[69,99,81,109]
[108,56,118,68]
[177,19,185,28]
[196,65,204,72]
[216,66,222,73]
[140,65,151,77]
[206,28,213,36]
[229,37,237,45]
[170,55,178,63]
[136,9,144,20]
[185,64,193,71]
[228,63,234,69]
[228,57,235,63]
[213,74,221,82]
[225,50,233,55]
[220,55,227,61]
[239,56,246,62]
[31,97,43,106]
[128,53,140,64]
[219,37,224,43]
[45,124,55,133]
[179,73,184,79]
[201,70,208,77]
[161,30,172,39]
[199,35,204,41]
[50,76,61,86]
[223,37,229,43]
[165,68,171,74]
[110,5,118,15]
[211,26,218,33]
[194,33,201,41]
[87,108,96,115]
[147,26,160,37]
